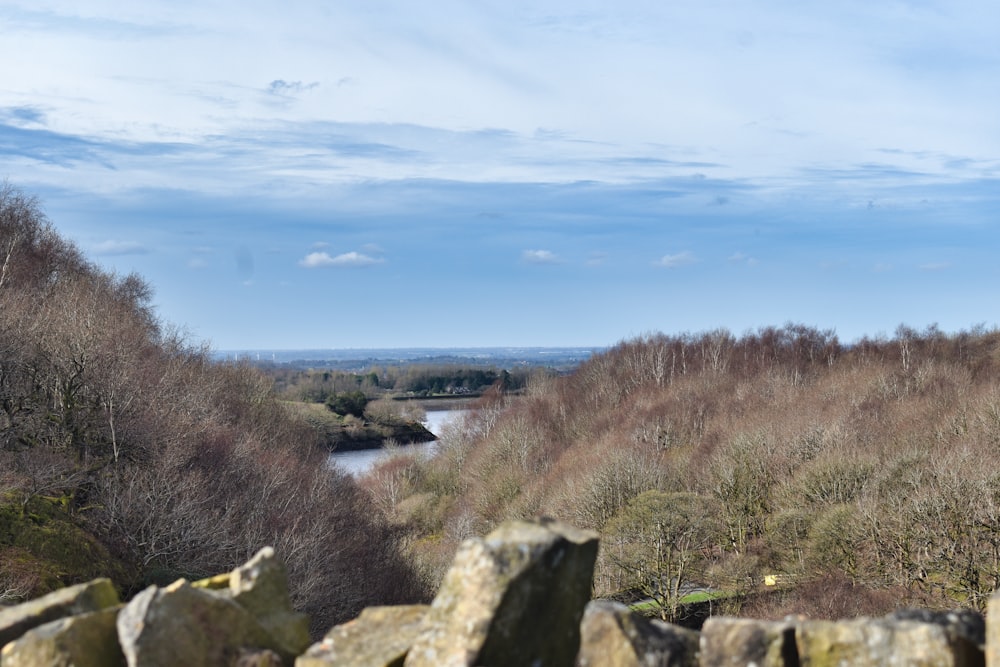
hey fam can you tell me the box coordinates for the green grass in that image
[628,589,736,615]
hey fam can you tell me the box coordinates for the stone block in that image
[404,518,599,667]
[576,600,699,667]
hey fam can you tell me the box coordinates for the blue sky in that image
[2,1,998,349]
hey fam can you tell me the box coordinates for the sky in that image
[1,1,998,350]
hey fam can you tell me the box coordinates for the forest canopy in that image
[375,322,1000,622]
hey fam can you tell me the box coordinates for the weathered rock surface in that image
[116,579,293,667]
[887,608,986,653]
[699,616,797,667]
[404,518,599,667]
[796,617,984,667]
[0,605,124,667]
[576,600,699,667]
[0,577,119,648]
[227,546,312,657]
[296,605,429,667]
[3,523,1000,666]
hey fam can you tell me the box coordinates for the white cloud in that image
[3,1,996,197]
[92,240,148,255]
[298,251,383,268]
[522,249,559,264]
[653,251,696,268]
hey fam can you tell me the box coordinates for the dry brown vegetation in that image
[0,184,425,634]
[371,324,1000,621]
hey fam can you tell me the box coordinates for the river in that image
[329,408,464,476]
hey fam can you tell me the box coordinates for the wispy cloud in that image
[3,2,999,349]
[728,251,759,267]
[522,249,560,264]
[653,251,697,269]
[0,121,188,169]
[919,262,951,271]
[0,105,46,125]
[298,251,383,268]
[92,240,149,256]
[267,80,320,96]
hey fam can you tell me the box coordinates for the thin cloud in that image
[522,249,559,264]
[92,240,149,256]
[267,80,320,96]
[653,251,696,268]
[0,105,46,125]
[728,251,758,267]
[299,251,383,268]
[919,262,951,271]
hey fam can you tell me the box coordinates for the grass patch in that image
[628,589,736,615]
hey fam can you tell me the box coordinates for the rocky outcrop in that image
[118,579,292,666]
[577,600,699,667]
[116,546,310,666]
[0,546,307,667]
[1,606,123,667]
[404,518,598,667]
[297,605,429,667]
[3,521,1000,666]
[0,578,119,648]
[795,618,980,667]
[700,616,797,667]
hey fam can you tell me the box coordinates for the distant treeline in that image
[267,365,537,401]
[235,349,596,373]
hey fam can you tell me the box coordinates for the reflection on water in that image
[330,409,463,476]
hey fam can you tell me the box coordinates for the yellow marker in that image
[764,575,777,587]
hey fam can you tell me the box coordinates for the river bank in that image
[331,408,465,476]
[282,400,436,452]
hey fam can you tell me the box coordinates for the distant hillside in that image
[0,184,426,635]
[376,324,1000,622]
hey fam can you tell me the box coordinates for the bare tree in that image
[604,490,724,622]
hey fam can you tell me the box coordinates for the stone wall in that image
[1,518,998,666]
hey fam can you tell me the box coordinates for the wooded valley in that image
[4,183,1000,632]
